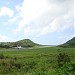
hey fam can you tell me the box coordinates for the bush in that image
[56,52,75,75]
[0,53,5,59]
[57,63,75,75]
[57,53,71,67]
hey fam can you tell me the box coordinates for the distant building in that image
[13,45,22,49]
[17,45,22,49]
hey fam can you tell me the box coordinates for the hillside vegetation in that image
[0,39,39,48]
[60,37,75,47]
[0,37,75,74]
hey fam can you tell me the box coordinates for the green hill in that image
[0,39,40,48]
[15,39,39,47]
[60,37,75,47]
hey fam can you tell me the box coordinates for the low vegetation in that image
[56,52,75,75]
[0,37,75,74]
[0,39,40,48]
[0,47,75,75]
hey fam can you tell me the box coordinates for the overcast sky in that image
[0,0,74,45]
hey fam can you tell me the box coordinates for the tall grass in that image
[0,47,75,75]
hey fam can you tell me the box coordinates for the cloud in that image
[0,35,13,42]
[59,35,73,40]
[0,7,14,17]
[14,0,74,37]
[16,0,50,22]
[14,0,50,32]
[8,17,18,23]
[74,0,75,37]
[58,34,74,44]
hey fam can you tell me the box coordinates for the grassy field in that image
[0,47,75,75]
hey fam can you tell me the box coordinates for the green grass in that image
[0,47,75,75]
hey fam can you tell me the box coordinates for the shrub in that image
[0,53,4,59]
[57,53,71,67]
[56,52,75,75]
[57,63,75,75]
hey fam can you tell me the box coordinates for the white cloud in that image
[16,0,50,23]
[74,0,75,37]
[8,16,18,24]
[58,35,74,44]
[0,35,13,42]
[59,35,73,40]
[12,19,26,34]
[14,0,74,37]
[0,7,14,17]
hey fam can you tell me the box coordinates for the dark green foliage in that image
[0,42,14,48]
[0,43,10,48]
[0,53,4,59]
[0,47,75,75]
[16,39,39,47]
[57,53,71,67]
[57,63,75,75]
[0,39,40,48]
[57,52,75,75]
[60,37,75,47]
[65,37,75,44]
[14,57,17,61]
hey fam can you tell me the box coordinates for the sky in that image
[0,0,74,45]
